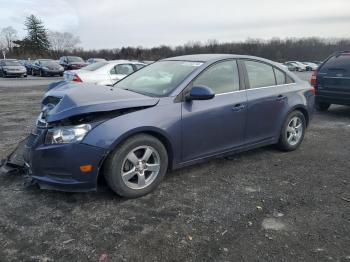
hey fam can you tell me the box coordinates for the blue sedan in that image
[24,54,315,198]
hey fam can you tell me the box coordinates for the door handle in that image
[232,103,246,112]
[276,95,287,101]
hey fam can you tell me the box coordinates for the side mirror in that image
[185,86,215,101]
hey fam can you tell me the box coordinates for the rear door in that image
[242,60,291,144]
[317,53,350,103]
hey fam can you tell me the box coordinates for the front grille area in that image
[26,127,46,148]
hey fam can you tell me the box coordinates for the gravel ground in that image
[0,74,349,262]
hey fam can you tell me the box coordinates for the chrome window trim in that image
[215,83,296,96]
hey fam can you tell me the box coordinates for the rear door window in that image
[111,64,134,75]
[244,60,276,89]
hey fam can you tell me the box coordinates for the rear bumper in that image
[24,138,108,192]
[316,90,350,106]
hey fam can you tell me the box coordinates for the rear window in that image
[67,56,84,62]
[83,61,108,71]
[320,53,350,73]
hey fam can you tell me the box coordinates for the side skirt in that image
[172,137,276,170]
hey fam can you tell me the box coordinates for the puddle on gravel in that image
[262,218,287,231]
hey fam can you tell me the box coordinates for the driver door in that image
[181,60,247,162]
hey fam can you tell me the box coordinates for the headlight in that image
[45,124,91,144]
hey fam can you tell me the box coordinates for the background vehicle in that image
[59,56,87,70]
[302,62,318,71]
[0,59,27,77]
[31,59,64,76]
[312,51,350,111]
[19,60,34,74]
[87,58,106,64]
[63,60,146,85]
[26,54,314,198]
[284,61,307,71]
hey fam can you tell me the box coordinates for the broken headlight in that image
[45,124,92,144]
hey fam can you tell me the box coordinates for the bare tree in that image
[48,31,81,56]
[0,26,18,52]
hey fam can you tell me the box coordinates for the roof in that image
[163,54,271,63]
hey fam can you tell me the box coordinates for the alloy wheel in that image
[286,116,303,146]
[121,146,161,190]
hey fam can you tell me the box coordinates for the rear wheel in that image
[104,134,168,198]
[31,69,35,76]
[315,102,330,111]
[277,111,306,151]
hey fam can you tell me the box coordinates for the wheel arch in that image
[97,127,175,184]
[289,105,310,127]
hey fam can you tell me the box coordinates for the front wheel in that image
[277,111,306,151]
[104,134,168,198]
[315,102,330,111]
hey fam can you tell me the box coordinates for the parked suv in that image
[59,56,87,70]
[312,51,350,111]
[23,54,314,198]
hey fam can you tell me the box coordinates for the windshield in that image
[83,61,108,71]
[67,56,84,62]
[114,60,203,97]
[42,61,60,67]
[3,60,21,66]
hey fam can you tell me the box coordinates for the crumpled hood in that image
[43,83,159,123]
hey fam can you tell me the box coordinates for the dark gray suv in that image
[312,51,350,111]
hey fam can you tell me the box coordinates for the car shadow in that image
[316,105,350,119]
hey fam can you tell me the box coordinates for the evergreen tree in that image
[24,14,50,55]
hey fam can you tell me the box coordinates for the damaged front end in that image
[1,84,160,191]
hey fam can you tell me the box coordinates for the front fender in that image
[83,100,182,166]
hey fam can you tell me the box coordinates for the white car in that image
[63,60,146,86]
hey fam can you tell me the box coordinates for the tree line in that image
[0,14,349,62]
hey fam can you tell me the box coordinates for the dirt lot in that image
[0,74,349,262]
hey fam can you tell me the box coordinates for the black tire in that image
[0,70,3,77]
[315,102,330,111]
[104,134,168,198]
[40,70,44,77]
[31,69,35,76]
[277,110,306,152]
[59,73,63,77]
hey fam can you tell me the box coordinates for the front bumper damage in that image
[0,127,108,192]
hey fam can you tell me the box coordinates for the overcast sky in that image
[1,0,350,49]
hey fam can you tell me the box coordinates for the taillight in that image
[310,71,317,87]
[311,87,316,95]
[72,74,82,82]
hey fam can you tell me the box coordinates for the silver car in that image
[63,60,146,86]
[0,59,27,77]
